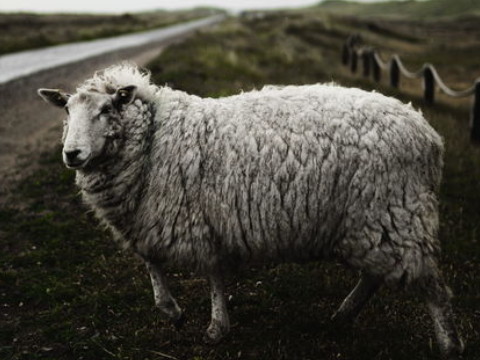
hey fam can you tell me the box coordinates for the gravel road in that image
[0,15,224,200]
[0,16,224,84]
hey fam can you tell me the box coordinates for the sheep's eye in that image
[100,105,112,115]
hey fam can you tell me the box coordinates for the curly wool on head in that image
[77,62,158,103]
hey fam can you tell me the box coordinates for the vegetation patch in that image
[318,0,480,19]
[149,17,328,98]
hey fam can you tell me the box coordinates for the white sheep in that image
[38,63,463,357]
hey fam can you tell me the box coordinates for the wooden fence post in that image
[471,81,480,143]
[342,43,350,66]
[350,50,358,74]
[372,52,381,82]
[362,49,371,77]
[423,66,435,105]
[390,58,400,88]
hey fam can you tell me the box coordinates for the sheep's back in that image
[144,85,443,271]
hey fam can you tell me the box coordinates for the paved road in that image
[0,15,224,198]
[0,15,224,84]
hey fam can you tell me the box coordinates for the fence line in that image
[341,35,480,143]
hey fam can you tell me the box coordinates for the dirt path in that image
[0,26,214,204]
[0,16,223,84]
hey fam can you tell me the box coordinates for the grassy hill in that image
[318,0,480,19]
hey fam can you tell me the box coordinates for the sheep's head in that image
[37,86,137,170]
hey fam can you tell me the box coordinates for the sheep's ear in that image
[37,88,70,108]
[114,85,137,108]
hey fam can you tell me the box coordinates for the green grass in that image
[318,0,480,19]
[149,17,328,98]
[1,10,480,360]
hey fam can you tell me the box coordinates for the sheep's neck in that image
[76,107,155,245]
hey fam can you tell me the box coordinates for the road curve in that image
[0,15,225,84]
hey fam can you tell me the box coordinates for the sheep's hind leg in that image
[145,261,185,329]
[331,273,383,324]
[417,264,464,359]
[204,273,230,344]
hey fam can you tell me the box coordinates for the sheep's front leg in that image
[205,273,230,344]
[145,261,185,329]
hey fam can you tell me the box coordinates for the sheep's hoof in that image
[203,321,229,345]
[443,354,461,360]
[442,350,462,360]
[329,310,355,328]
[440,338,465,360]
[171,312,186,330]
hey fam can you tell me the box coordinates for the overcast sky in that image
[0,0,405,14]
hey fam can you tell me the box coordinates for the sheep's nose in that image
[64,149,81,162]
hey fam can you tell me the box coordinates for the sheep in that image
[38,63,463,358]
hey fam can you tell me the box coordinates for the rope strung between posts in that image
[392,54,476,97]
[426,64,477,98]
[392,55,423,79]
[341,34,480,143]
[373,52,389,71]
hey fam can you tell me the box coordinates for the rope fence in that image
[341,34,480,143]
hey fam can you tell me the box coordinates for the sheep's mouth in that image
[65,157,90,169]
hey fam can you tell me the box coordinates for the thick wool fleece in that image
[76,65,444,285]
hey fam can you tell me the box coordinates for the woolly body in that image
[38,64,463,356]
[77,69,442,286]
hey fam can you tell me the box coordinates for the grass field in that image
[0,8,222,56]
[1,5,480,360]
[318,0,480,19]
